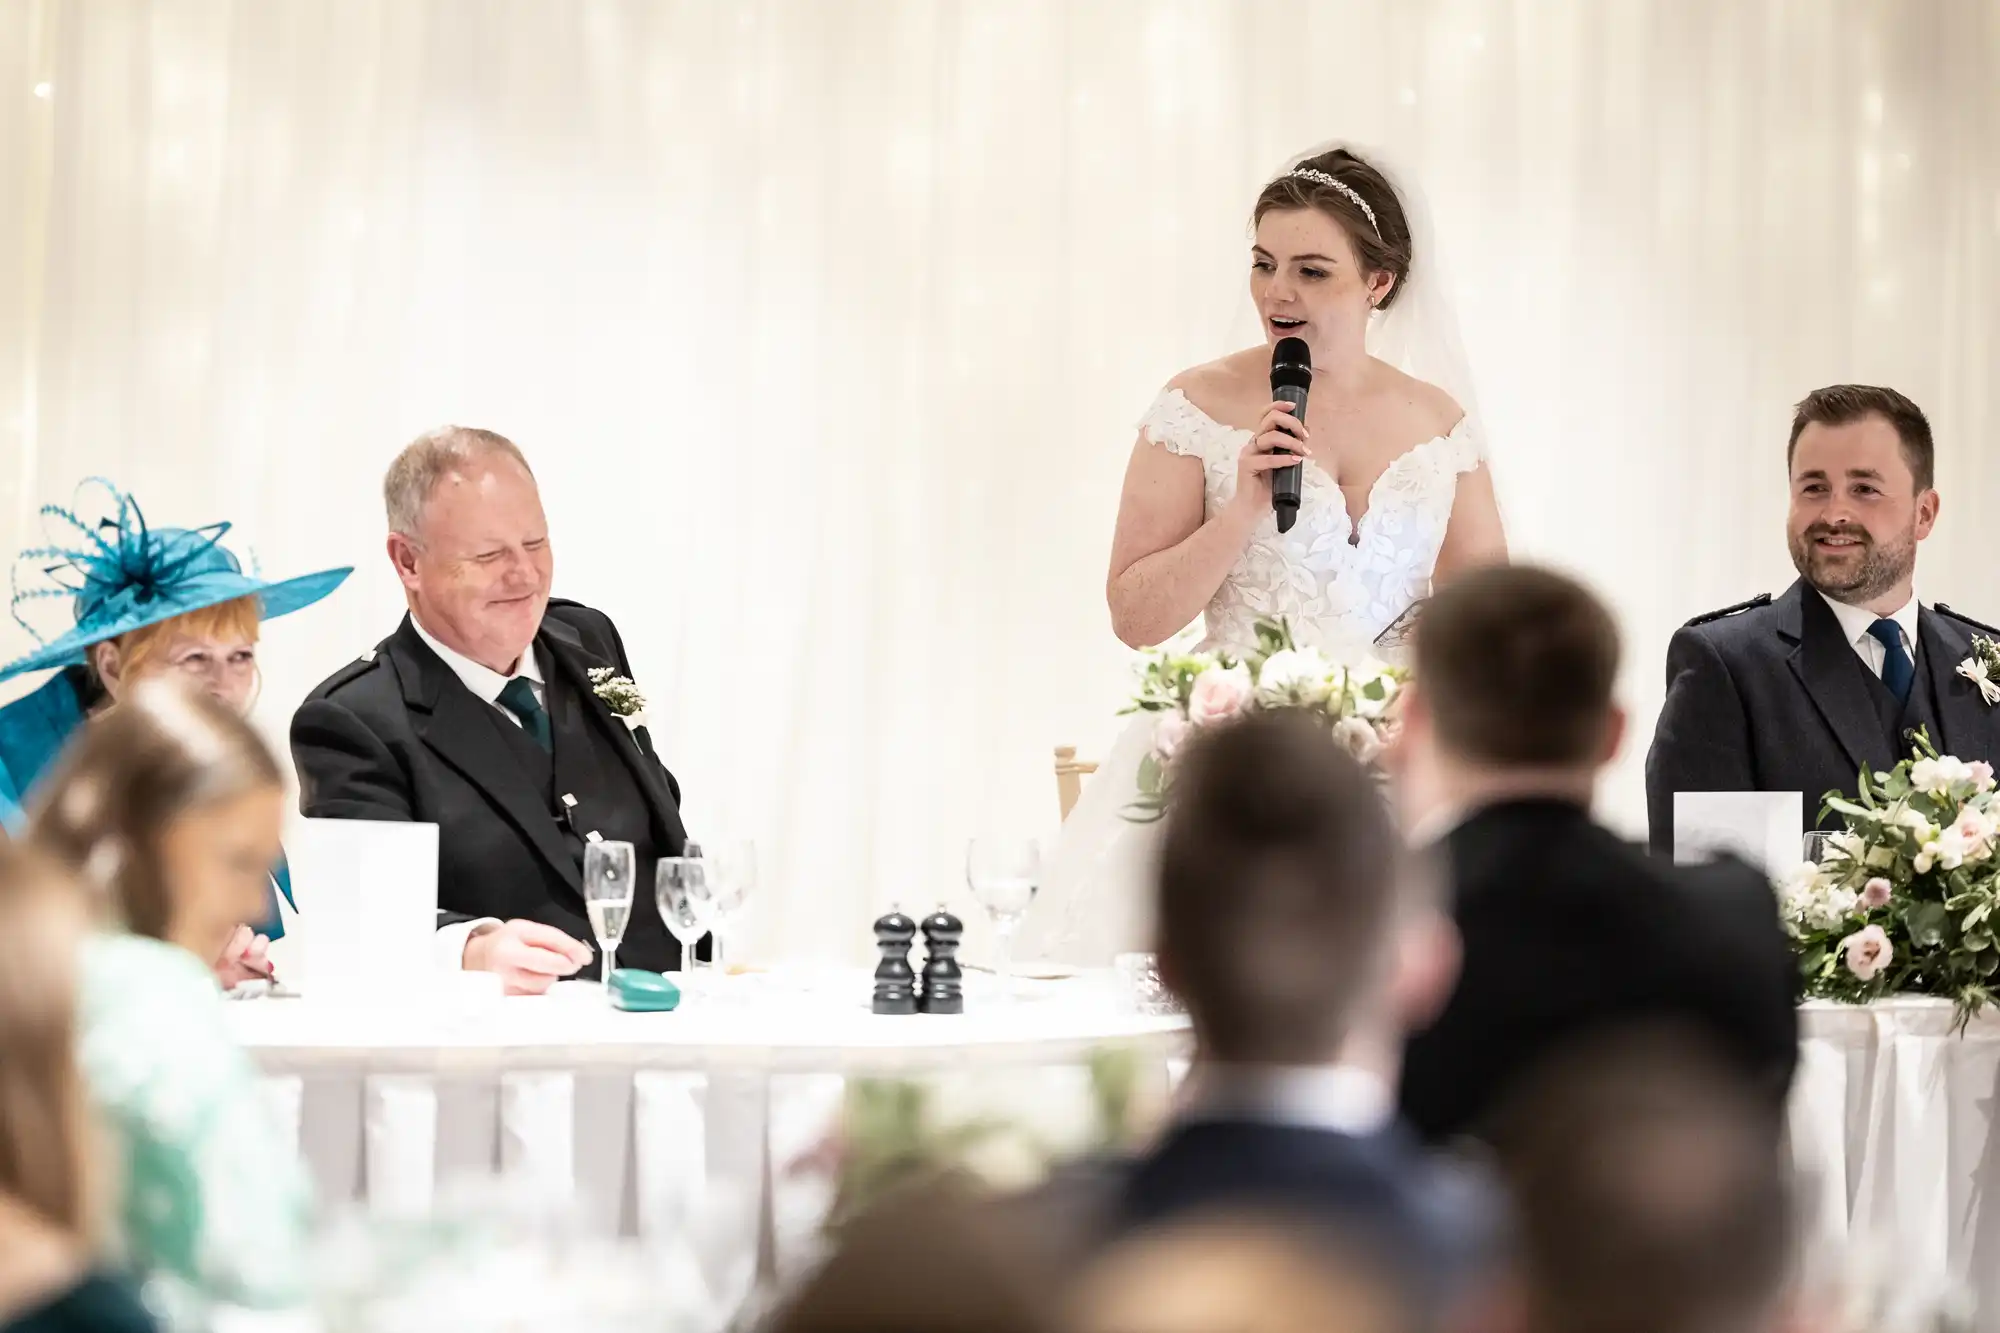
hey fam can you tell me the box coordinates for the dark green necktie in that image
[496,676,552,751]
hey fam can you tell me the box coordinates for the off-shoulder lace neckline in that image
[1153,386,1471,540]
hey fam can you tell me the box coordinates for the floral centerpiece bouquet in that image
[1782,730,2000,1026]
[1120,617,1407,822]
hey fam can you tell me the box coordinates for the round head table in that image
[224,967,1190,1075]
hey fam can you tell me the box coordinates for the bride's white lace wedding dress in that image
[1019,386,1486,966]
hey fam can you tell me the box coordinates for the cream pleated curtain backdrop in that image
[3,0,1997,962]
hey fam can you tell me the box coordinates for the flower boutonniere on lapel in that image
[588,667,651,731]
[1956,635,2000,706]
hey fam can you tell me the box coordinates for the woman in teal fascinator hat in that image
[0,480,350,974]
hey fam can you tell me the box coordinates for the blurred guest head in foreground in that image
[1483,1026,1794,1333]
[1157,708,1456,1077]
[31,681,285,969]
[1068,1211,1420,1333]
[1391,563,1623,830]
[0,845,158,1331]
[24,683,310,1317]
[1391,566,1798,1146]
[1121,709,1491,1309]
[768,1178,1059,1333]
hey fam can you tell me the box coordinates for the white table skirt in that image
[229,969,1190,1278]
[1790,997,2000,1322]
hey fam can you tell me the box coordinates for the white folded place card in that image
[1674,791,1804,878]
[287,817,439,1002]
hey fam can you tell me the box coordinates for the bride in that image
[1023,143,1509,966]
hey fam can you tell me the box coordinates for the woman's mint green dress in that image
[76,934,310,1325]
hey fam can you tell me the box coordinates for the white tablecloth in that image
[228,968,1189,1279]
[1790,998,2000,1322]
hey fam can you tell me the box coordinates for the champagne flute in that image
[584,840,636,997]
[966,837,1040,1004]
[656,857,720,995]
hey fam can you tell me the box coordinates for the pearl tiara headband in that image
[1288,167,1380,238]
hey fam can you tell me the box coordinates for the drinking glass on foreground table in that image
[697,840,757,973]
[657,857,719,996]
[1804,830,1832,865]
[584,840,636,997]
[967,836,1040,1003]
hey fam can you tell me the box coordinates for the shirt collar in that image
[409,614,542,705]
[1178,1063,1394,1137]
[1819,588,1921,652]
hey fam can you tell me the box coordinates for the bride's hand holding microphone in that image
[1224,401,1309,535]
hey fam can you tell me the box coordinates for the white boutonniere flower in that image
[588,667,650,731]
[1959,637,2000,706]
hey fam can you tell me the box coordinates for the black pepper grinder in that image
[918,905,964,1014]
[871,908,919,1015]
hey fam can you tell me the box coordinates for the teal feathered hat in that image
[3,479,351,683]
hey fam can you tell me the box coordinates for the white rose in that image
[1257,648,1332,700]
[1778,860,1821,900]
[1187,664,1253,726]
[1332,716,1384,765]
[1827,831,1867,863]
[1913,756,1973,797]
[1923,825,1973,872]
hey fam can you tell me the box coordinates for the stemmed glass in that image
[583,840,636,999]
[1804,830,1833,866]
[966,837,1040,1003]
[698,840,758,975]
[656,857,720,996]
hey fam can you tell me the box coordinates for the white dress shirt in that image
[1177,1063,1395,1137]
[1818,590,1921,679]
[409,615,546,722]
[409,616,544,969]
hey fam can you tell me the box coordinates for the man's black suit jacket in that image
[291,599,689,970]
[1398,799,1799,1146]
[1646,579,2000,854]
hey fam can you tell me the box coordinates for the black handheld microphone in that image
[1269,336,1311,533]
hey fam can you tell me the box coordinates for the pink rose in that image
[1187,665,1252,726]
[1860,877,1893,909]
[1153,712,1191,762]
[1841,924,1894,982]
[1973,761,1997,792]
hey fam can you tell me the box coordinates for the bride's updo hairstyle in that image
[1253,148,1414,311]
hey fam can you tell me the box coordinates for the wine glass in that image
[699,840,758,975]
[584,840,636,996]
[966,837,1040,1003]
[656,857,720,994]
[1804,830,1833,866]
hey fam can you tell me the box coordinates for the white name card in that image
[1674,791,1804,878]
[287,817,439,1003]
